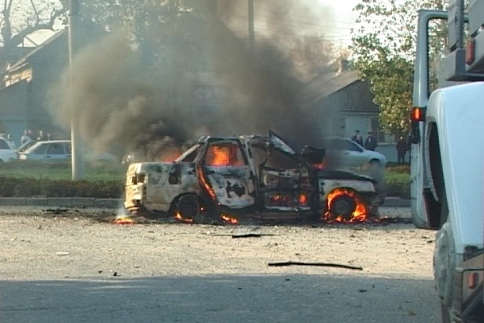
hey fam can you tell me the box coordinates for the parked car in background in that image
[320,137,387,170]
[0,137,18,163]
[15,140,38,155]
[18,140,118,164]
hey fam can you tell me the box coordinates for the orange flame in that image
[298,194,307,206]
[160,149,182,162]
[175,212,193,223]
[112,217,136,225]
[324,188,368,223]
[313,163,327,170]
[175,212,194,223]
[206,146,231,166]
[197,166,217,201]
[221,214,239,224]
[206,144,244,166]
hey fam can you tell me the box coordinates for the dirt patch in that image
[0,206,435,280]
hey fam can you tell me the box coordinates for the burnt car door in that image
[198,139,256,209]
[250,133,317,213]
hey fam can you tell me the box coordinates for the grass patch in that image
[0,161,126,182]
[0,161,411,198]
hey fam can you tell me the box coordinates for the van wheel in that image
[369,159,380,166]
[329,195,357,220]
[440,302,451,323]
[175,195,200,221]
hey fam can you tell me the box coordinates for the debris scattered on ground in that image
[231,233,275,238]
[42,208,69,215]
[268,261,363,271]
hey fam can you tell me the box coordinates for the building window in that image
[370,117,385,143]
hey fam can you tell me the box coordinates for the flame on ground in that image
[221,214,239,224]
[112,216,136,225]
[175,212,194,223]
[323,188,369,223]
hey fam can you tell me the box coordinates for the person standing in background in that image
[37,130,48,141]
[396,135,408,165]
[20,130,32,146]
[351,130,364,147]
[364,131,377,151]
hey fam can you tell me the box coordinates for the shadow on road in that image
[0,274,440,323]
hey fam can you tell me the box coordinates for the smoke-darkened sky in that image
[48,0,335,160]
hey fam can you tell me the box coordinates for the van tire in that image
[175,195,201,221]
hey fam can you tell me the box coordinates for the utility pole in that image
[68,0,85,180]
[248,0,255,50]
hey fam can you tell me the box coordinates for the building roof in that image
[299,70,360,107]
[5,30,66,73]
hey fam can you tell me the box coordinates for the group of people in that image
[351,129,409,165]
[351,130,378,151]
[19,129,53,146]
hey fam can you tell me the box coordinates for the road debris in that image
[268,261,363,270]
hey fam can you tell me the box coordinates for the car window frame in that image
[0,139,11,150]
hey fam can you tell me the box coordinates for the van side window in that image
[205,142,244,166]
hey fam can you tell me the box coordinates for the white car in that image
[0,137,18,162]
[320,137,387,170]
[18,140,118,164]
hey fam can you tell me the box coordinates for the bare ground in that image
[0,206,441,323]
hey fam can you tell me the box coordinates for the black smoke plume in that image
[48,0,333,161]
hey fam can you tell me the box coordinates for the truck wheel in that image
[440,302,452,323]
[433,221,456,308]
[329,195,357,220]
[175,195,200,221]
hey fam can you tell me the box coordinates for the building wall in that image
[320,81,379,139]
[0,81,30,144]
[314,80,402,163]
[29,36,68,138]
[0,33,69,143]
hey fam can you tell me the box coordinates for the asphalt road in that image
[0,206,441,323]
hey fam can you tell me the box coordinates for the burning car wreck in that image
[124,132,384,223]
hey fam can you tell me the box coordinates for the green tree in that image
[351,0,447,136]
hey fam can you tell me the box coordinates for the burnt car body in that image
[124,132,383,223]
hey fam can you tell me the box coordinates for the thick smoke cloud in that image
[48,0,334,161]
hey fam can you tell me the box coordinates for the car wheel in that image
[329,194,357,220]
[175,195,200,221]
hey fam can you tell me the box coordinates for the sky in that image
[317,0,360,46]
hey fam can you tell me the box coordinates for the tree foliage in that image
[81,0,341,79]
[81,0,207,71]
[0,0,66,52]
[351,0,447,136]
